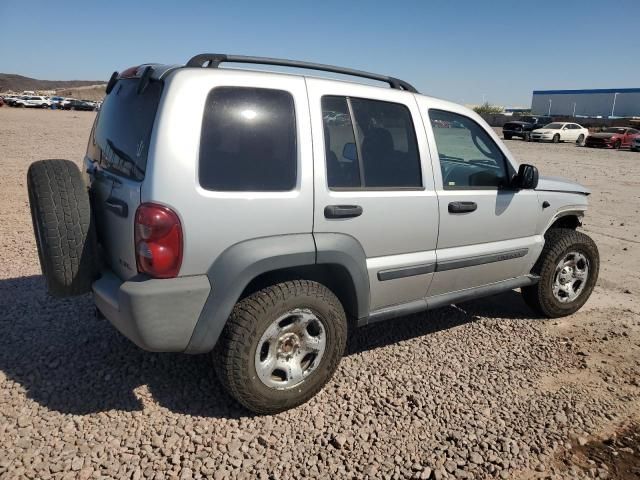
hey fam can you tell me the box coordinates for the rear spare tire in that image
[27,159,98,297]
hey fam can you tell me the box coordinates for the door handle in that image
[448,201,477,213]
[324,205,363,219]
[105,197,128,218]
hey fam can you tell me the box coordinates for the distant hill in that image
[0,73,106,93]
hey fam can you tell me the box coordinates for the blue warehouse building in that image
[531,88,640,118]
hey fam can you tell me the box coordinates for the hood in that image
[505,121,529,126]
[536,176,590,195]
[590,132,616,139]
[534,129,556,134]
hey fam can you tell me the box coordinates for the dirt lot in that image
[0,108,638,479]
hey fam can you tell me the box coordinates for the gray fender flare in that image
[184,233,370,353]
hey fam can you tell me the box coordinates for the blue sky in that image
[1,0,638,106]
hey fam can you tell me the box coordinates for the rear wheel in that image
[552,134,560,143]
[576,134,585,146]
[522,228,599,318]
[27,160,98,296]
[214,281,347,414]
[523,132,531,142]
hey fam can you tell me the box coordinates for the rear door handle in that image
[324,205,363,219]
[448,201,477,213]
[105,197,128,218]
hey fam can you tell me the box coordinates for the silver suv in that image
[27,54,599,413]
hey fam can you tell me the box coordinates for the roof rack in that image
[185,53,418,93]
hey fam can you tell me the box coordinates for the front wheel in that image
[614,139,622,149]
[214,281,347,414]
[552,134,560,143]
[504,134,512,140]
[522,228,599,318]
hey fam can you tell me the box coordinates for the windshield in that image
[603,127,626,134]
[543,123,564,129]
[91,78,163,180]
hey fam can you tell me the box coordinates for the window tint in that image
[92,78,163,180]
[429,109,509,189]
[322,96,422,189]
[199,87,296,191]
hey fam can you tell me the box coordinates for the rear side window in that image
[199,87,297,191]
[92,79,163,180]
[322,96,422,189]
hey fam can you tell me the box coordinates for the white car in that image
[17,96,51,108]
[530,122,589,144]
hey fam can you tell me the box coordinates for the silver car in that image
[27,54,599,414]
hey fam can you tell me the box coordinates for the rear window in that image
[91,79,163,180]
[199,87,297,191]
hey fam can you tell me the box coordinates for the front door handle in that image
[324,205,363,219]
[448,201,477,213]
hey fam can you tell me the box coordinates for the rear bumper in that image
[92,270,211,352]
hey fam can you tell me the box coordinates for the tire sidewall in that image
[27,172,50,280]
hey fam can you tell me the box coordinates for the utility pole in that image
[611,92,619,117]
[573,102,576,117]
[548,99,552,116]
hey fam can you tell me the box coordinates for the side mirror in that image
[342,142,357,161]
[513,163,539,189]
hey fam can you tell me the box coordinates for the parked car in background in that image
[49,96,67,108]
[6,95,27,107]
[62,99,96,111]
[530,122,589,144]
[631,136,640,152]
[502,115,552,141]
[585,127,640,149]
[16,96,51,108]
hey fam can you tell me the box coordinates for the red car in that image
[585,127,640,149]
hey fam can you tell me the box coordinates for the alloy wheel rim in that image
[254,308,326,390]
[552,251,589,303]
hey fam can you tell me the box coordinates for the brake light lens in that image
[134,203,182,278]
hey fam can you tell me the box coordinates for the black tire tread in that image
[522,228,599,318]
[27,159,97,296]
[214,280,347,414]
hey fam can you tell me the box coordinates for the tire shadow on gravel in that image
[0,275,248,419]
[346,289,536,356]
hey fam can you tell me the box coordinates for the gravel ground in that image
[0,108,639,479]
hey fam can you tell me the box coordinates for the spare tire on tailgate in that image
[27,159,98,297]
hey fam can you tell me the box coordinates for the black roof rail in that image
[185,53,418,93]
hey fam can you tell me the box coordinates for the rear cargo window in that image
[199,87,297,191]
[91,79,163,181]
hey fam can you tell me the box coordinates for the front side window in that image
[429,109,509,189]
[321,96,422,189]
[199,87,297,191]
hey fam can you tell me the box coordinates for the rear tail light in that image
[134,203,183,278]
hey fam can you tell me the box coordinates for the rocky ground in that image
[0,108,638,479]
